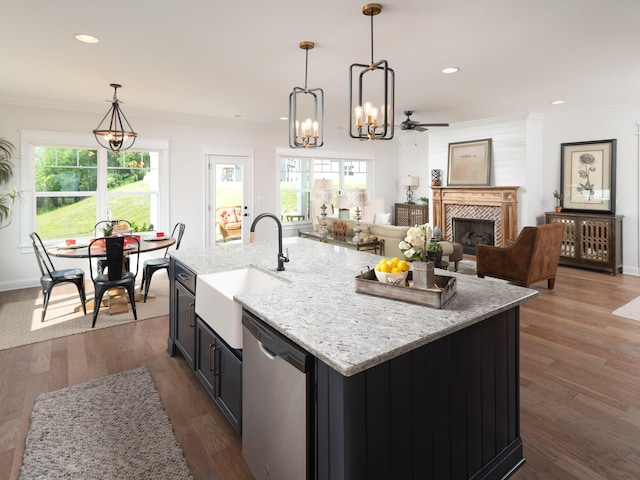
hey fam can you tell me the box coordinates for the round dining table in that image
[48,235,176,259]
[48,235,176,315]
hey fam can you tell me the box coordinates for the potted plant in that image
[553,190,563,212]
[426,239,443,265]
[418,196,429,206]
[102,223,114,237]
[0,138,20,229]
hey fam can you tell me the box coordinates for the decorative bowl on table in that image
[374,269,409,285]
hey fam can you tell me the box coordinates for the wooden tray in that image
[355,270,457,309]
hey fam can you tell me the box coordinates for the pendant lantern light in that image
[289,41,324,148]
[349,3,395,141]
[93,83,137,153]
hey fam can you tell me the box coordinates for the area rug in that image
[612,296,640,321]
[453,259,477,275]
[20,366,192,480]
[0,276,170,351]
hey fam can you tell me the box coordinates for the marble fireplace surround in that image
[431,186,519,247]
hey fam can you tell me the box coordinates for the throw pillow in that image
[374,213,391,224]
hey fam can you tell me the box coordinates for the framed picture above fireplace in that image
[447,138,492,186]
[560,139,616,214]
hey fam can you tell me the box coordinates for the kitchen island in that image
[170,237,537,480]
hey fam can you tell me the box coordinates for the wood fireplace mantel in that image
[431,186,519,247]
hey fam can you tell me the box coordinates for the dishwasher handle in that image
[258,340,277,360]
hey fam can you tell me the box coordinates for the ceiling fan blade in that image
[399,110,449,131]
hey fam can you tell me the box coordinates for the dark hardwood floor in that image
[1,263,639,480]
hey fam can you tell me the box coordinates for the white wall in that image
[398,129,430,204]
[0,103,399,291]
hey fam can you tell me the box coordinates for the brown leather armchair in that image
[476,222,565,289]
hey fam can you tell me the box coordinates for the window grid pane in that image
[34,146,161,240]
[279,155,371,223]
[35,147,98,192]
[280,158,311,222]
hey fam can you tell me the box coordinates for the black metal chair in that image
[88,236,140,328]
[29,232,87,322]
[141,223,185,302]
[93,220,132,275]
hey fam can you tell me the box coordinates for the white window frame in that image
[19,129,170,251]
[276,148,375,232]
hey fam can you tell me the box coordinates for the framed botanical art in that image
[447,138,492,186]
[560,139,616,214]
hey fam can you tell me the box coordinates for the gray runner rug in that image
[20,367,193,480]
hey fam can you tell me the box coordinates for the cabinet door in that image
[395,204,410,226]
[196,318,242,436]
[175,281,196,368]
[196,318,217,396]
[579,216,613,264]
[546,214,577,259]
[408,205,428,226]
[217,342,242,435]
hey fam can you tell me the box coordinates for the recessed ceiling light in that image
[551,100,565,105]
[280,117,288,121]
[233,114,242,118]
[75,34,99,44]
[441,67,460,74]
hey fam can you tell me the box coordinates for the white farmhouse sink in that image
[195,267,287,349]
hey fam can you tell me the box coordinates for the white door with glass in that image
[206,150,252,247]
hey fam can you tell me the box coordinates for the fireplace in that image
[431,186,519,247]
[453,217,495,254]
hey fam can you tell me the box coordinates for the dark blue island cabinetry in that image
[316,307,523,480]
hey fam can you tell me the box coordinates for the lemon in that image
[398,260,410,272]
[378,263,390,273]
[391,267,402,274]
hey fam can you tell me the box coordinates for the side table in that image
[298,230,385,255]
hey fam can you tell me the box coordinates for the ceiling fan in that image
[399,111,449,132]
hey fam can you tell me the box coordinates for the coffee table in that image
[298,229,385,255]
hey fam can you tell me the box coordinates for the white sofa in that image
[322,217,461,269]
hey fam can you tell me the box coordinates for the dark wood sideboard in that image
[394,202,428,226]
[545,211,623,275]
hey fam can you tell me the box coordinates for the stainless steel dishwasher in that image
[242,309,314,480]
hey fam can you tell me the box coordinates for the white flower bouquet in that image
[399,224,433,262]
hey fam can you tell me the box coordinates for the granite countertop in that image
[171,237,538,377]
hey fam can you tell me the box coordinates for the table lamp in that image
[400,175,419,204]
[335,195,350,219]
[347,188,370,243]
[312,179,334,235]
